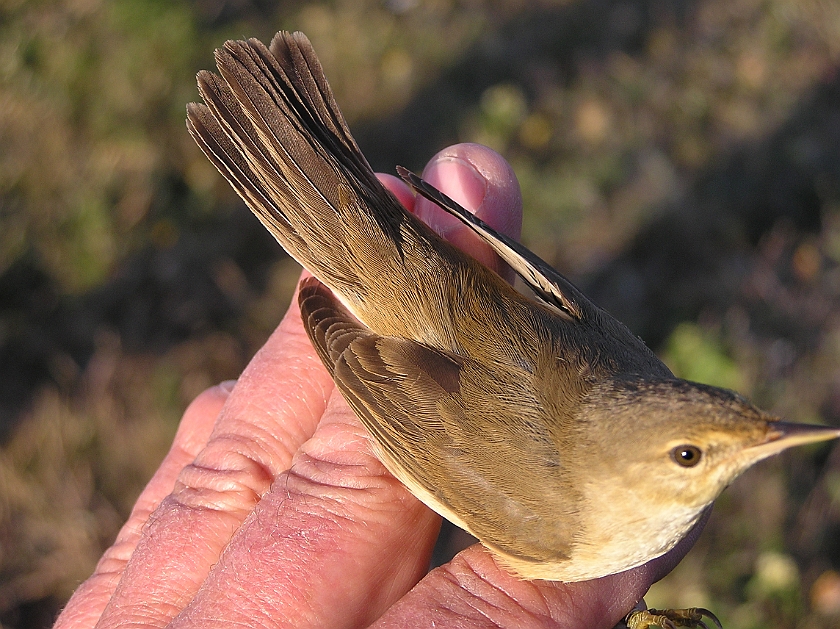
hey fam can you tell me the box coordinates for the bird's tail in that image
[186,31,438,322]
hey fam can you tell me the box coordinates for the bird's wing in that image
[299,277,576,567]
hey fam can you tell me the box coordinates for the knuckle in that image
[170,443,275,515]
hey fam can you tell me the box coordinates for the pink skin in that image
[54,144,702,629]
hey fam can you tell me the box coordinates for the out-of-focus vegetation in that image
[2,0,840,627]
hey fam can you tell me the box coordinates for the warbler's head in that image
[579,378,840,509]
[532,378,840,582]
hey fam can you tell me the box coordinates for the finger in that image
[168,389,441,629]
[367,499,712,628]
[54,382,231,629]
[371,545,654,629]
[414,143,522,281]
[85,173,412,629]
[94,289,337,629]
[377,172,416,212]
[159,153,526,629]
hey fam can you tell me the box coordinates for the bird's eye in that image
[671,445,703,467]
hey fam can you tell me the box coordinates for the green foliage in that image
[0,0,200,292]
[664,322,746,391]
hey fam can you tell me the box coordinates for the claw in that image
[624,607,722,629]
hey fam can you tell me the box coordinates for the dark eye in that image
[672,445,702,467]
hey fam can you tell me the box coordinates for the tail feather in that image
[186,96,315,264]
[186,31,407,300]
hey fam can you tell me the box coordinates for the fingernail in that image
[218,379,237,394]
[425,157,487,211]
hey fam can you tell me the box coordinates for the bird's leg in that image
[624,607,722,629]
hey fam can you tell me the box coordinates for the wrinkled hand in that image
[55,144,702,629]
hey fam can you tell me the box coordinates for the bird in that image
[186,30,839,623]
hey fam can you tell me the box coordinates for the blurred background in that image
[2,0,840,627]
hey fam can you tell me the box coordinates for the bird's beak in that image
[746,421,840,461]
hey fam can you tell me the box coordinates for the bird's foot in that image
[624,607,722,629]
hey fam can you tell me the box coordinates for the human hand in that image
[54,143,702,629]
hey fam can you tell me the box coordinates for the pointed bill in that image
[748,421,840,459]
